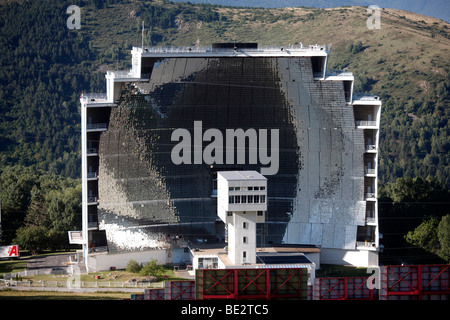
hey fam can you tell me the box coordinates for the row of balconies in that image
[85,106,106,236]
[359,108,379,244]
[359,104,379,246]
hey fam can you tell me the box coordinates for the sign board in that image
[0,245,19,258]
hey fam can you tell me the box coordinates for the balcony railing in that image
[353,94,380,101]
[356,120,377,127]
[88,222,98,229]
[86,123,107,131]
[325,70,354,77]
[365,145,377,152]
[87,172,98,179]
[365,193,376,199]
[89,245,108,253]
[356,241,376,248]
[87,147,98,155]
[366,218,376,224]
[88,196,98,204]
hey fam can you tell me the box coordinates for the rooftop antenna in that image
[141,21,144,49]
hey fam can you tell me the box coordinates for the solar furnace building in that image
[73,43,381,272]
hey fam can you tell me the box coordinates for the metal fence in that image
[0,278,164,289]
[0,269,165,289]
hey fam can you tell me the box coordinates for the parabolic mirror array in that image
[94,54,365,253]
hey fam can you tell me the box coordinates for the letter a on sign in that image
[8,245,18,257]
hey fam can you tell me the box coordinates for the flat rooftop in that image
[218,170,267,181]
[190,243,319,269]
[134,43,329,58]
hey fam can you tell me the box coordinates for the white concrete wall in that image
[87,249,169,272]
[320,248,378,267]
[217,173,229,223]
[229,212,258,264]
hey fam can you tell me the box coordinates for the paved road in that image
[26,253,82,274]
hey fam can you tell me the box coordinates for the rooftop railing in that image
[107,70,139,79]
[137,44,330,54]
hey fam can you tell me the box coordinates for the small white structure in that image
[217,171,267,265]
[188,171,317,284]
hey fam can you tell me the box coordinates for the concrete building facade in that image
[217,171,267,264]
[72,43,381,272]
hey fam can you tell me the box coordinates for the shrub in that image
[139,259,164,278]
[126,259,142,273]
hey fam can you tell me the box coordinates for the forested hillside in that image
[1,0,448,184]
[0,0,448,258]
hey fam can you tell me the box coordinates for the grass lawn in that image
[0,259,28,275]
[0,288,130,300]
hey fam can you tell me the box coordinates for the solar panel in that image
[257,253,311,265]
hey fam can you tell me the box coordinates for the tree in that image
[25,189,48,227]
[14,225,47,255]
[139,259,164,278]
[379,176,449,264]
[405,217,440,254]
[405,214,450,263]
[46,185,82,232]
[437,214,450,262]
[0,166,39,243]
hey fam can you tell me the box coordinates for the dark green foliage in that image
[378,177,449,264]
[405,215,450,263]
[0,0,102,178]
[0,165,81,251]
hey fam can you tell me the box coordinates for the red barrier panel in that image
[196,268,308,300]
[313,277,377,300]
[380,265,450,300]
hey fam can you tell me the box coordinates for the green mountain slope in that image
[0,0,449,186]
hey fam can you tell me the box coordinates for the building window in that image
[229,196,234,204]
[254,195,259,203]
[227,211,232,216]
[241,195,247,203]
[260,195,266,203]
[248,187,253,191]
[243,236,248,244]
[248,195,253,203]
[243,222,248,229]
[254,186,259,190]
[257,211,264,216]
[260,186,265,190]
[235,195,241,203]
